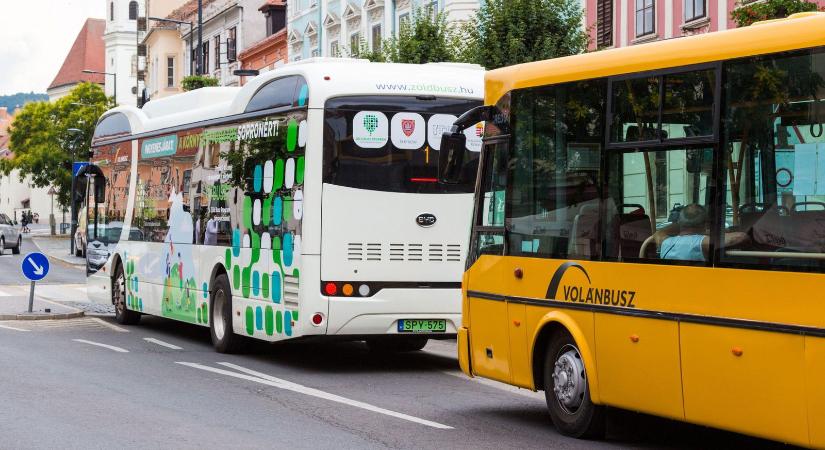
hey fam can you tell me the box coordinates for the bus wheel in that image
[210,274,244,354]
[543,332,605,439]
[113,263,140,325]
[366,337,428,353]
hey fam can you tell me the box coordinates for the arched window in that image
[109,1,114,21]
[129,1,138,20]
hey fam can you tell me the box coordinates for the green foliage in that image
[466,0,588,70]
[1,82,113,207]
[383,7,461,64]
[181,75,220,91]
[731,0,820,27]
[346,6,464,64]
[0,92,48,113]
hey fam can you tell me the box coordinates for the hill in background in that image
[0,92,49,113]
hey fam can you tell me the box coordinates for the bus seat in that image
[786,206,825,252]
[750,209,792,249]
[613,206,653,259]
[625,126,666,141]
[568,203,600,258]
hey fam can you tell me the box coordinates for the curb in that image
[0,311,85,321]
[30,236,86,268]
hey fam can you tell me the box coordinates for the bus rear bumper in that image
[327,288,461,336]
[457,327,472,377]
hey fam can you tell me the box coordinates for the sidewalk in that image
[0,293,84,320]
[31,235,85,267]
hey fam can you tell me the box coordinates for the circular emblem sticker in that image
[353,111,389,148]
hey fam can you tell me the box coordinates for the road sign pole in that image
[27,281,35,313]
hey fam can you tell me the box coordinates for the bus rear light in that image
[410,177,438,183]
[311,313,324,326]
[321,281,375,297]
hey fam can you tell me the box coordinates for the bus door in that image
[466,140,512,383]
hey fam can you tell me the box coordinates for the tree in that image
[0,82,113,207]
[466,0,588,70]
[383,7,461,64]
[731,0,820,27]
[346,6,463,64]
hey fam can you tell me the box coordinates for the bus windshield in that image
[323,96,482,194]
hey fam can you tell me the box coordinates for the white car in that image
[0,213,21,255]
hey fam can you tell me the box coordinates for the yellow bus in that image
[439,12,825,448]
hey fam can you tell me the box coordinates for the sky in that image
[0,0,105,96]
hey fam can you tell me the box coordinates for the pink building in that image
[586,0,822,50]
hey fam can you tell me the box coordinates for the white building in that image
[104,0,145,106]
[287,0,480,61]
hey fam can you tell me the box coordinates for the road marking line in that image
[91,318,130,333]
[0,324,30,331]
[441,370,545,400]
[72,339,129,353]
[143,338,182,350]
[177,362,453,430]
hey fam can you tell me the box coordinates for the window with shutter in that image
[597,0,613,47]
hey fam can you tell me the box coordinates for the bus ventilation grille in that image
[347,243,462,262]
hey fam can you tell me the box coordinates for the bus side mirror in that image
[94,176,106,203]
[438,132,466,184]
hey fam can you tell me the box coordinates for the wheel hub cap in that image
[212,290,225,340]
[552,347,586,414]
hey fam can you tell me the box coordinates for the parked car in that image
[74,225,86,257]
[0,213,21,255]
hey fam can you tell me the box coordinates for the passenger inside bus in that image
[651,203,749,261]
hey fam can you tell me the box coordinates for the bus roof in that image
[484,12,825,106]
[96,59,484,139]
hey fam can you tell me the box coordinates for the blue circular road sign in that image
[21,252,49,282]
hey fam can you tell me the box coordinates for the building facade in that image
[586,0,825,50]
[238,0,288,84]
[287,0,480,61]
[143,0,189,100]
[179,0,243,87]
[104,0,145,105]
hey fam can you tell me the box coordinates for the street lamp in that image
[149,17,196,76]
[82,69,117,105]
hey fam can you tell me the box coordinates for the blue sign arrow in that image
[73,161,90,178]
[21,252,49,282]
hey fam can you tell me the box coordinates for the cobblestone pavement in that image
[56,301,114,315]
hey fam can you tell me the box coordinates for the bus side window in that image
[720,49,825,270]
[504,80,605,260]
[472,142,507,258]
[606,148,713,264]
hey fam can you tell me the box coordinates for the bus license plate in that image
[398,319,446,333]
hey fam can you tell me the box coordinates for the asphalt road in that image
[0,236,797,449]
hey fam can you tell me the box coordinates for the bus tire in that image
[210,274,244,354]
[366,337,428,353]
[543,331,605,439]
[113,263,140,325]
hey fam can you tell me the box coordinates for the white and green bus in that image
[82,59,484,352]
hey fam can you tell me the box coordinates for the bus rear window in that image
[323,96,482,194]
